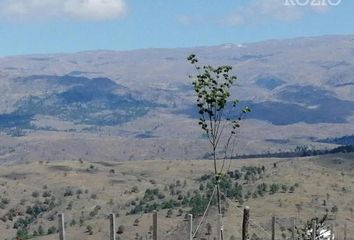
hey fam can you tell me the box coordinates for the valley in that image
[0,35,354,162]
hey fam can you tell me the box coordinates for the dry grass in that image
[0,153,353,239]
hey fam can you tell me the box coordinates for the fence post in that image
[153,210,158,240]
[109,213,116,240]
[188,214,193,240]
[58,213,66,240]
[344,221,347,240]
[292,218,296,240]
[311,219,316,240]
[330,223,334,240]
[215,213,220,240]
[271,216,276,240]
[242,206,250,240]
[219,213,224,240]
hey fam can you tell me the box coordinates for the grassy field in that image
[0,153,353,240]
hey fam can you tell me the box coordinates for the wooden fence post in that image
[311,219,316,240]
[271,216,276,240]
[344,221,347,240]
[330,223,334,240]
[218,213,224,240]
[215,213,220,240]
[188,214,193,240]
[58,213,66,240]
[292,218,296,240]
[153,210,158,240]
[242,206,250,240]
[109,213,116,240]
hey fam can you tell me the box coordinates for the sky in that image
[0,0,353,56]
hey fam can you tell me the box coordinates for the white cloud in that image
[224,0,331,26]
[0,0,127,21]
[64,0,126,21]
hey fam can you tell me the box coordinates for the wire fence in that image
[54,209,353,240]
[54,192,353,240]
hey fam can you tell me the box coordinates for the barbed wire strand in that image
[192,185,217,238]
[223,201,243,239]
[220,191,272,238]
[157,216,187,238]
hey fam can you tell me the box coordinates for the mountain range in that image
[0,35,354,163]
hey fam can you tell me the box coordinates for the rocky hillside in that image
[0,35,354,162]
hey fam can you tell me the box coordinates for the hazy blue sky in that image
[0,0,353,56]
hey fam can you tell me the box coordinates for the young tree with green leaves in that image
[187,54,251,240]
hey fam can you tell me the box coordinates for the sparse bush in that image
[16,229,30,239]
[42,191,51,198]
[133,218,139,226]
[32,191,39,198]
[64,188,73,197]
[117,225,125,234]
[331,205,338,214]
[20,199,26,205]
[131,186,139,193]
[166,209,173,218]
[1,198,10,205]
[47,226,57,234]
[86,225,93,235]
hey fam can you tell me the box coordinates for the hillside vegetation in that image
[0,153,353,239]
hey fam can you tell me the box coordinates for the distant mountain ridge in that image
[0,75,156,130]
[0,35,354,161]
